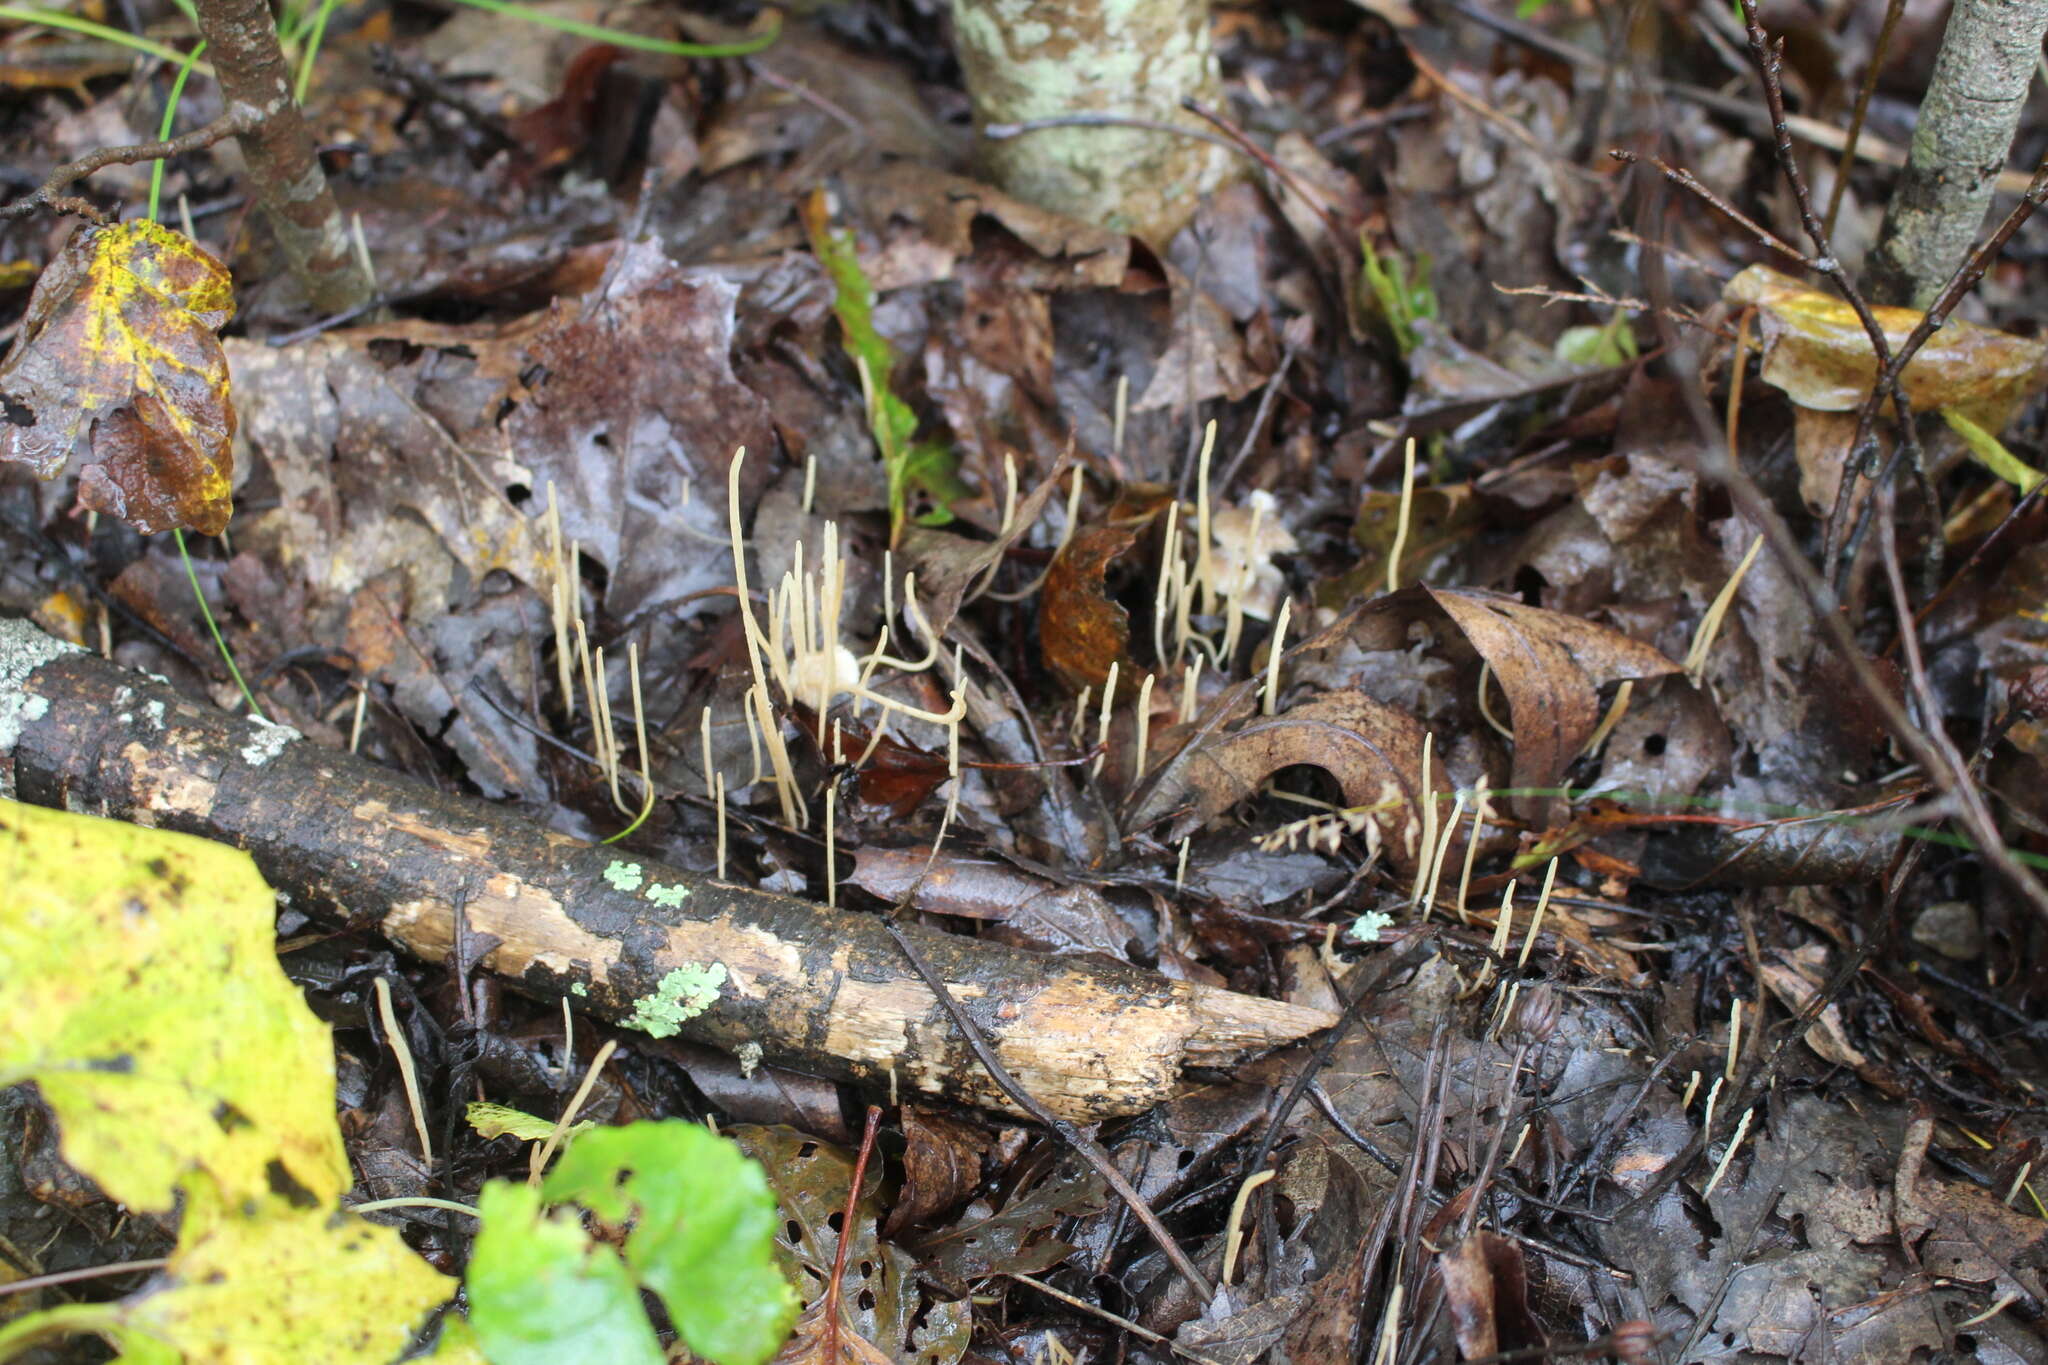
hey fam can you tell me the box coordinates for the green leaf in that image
[543,1122,798,1365]
[0,798,347,1214]
[1358,234,1438,360]
[466,1181,665,1365]
[799,190,962,539]
[1942,408,2046,490]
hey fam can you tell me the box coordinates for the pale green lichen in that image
[602,860,644,893]
[1349,909,1396,945]
[625,962,727,1038]
[569,981,588,998]
[645,882,689,908]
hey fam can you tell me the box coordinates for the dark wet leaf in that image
[915,1151,1106,1296]
[1438,1232,1544,1360]
[0,220,235,534]
[845,846,1133,957]
[791,704,951,821]
[770,1303,894,1365]
[885,1108,989,1238]
[499,240,778,623]
[728,1126,970,1365]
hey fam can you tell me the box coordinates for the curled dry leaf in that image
[1125,688,1443,873]
[1039,522,1141,691]
[1306,586,1679,824]
[1724,264,2048,430]
[0,220,237,534]
[1438,1231,1545,1361]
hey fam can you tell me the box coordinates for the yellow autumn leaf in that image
[0,798,347,1215]
[1724,264,2048,432]
[108,1200,460,1365]
[0,219,236,534]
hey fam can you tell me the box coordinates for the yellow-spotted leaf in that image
[0,798,347,1215]
[103,1200,459,1365]
[0,219,236,534]
[1724,264,2048,432]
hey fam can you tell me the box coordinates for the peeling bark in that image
[1867,0,2048,307]
[193,0,371,315]
[950,0,1235,242]
[0,619,1332,1120]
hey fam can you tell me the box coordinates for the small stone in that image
[1911,900,1982,961]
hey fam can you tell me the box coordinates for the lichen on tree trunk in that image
[1866,0,2048,307]
[950,0,1235,243]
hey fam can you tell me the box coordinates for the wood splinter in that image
[0,618,1336,1120]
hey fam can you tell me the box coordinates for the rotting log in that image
[0,618,1334,1120]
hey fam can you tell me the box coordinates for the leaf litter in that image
[5,1,2048,1362]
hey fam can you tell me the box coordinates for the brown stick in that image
[0,109,257,223]
[0,619,1333,1121]
[192,0,371,314]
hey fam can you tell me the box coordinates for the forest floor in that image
[4,0,2048,1361]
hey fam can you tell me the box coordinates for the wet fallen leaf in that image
[770,1302,895,1365]
[0,219,236,534]
[1725,264,2048,430]
[728,1126,972,1365]
[884,1108,989,1238]
[790,704,951,820]
[1040,523,1143,691]
[914,1150,1106,1296]
[845,846,1134,957]
[1125,688,1444,873]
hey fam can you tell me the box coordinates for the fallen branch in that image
[0,618,1333,1121]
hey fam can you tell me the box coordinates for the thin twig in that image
[1608,149,1815,272]
[1214,339,1300,496]
[1822,0,1905,238]
[1244,935,1438,1178]
[1182,98,1351,240]
[878,917,1217,1304]
[0,104,258,222]
[0,1258,168,1299]
[820,1106,882,1363]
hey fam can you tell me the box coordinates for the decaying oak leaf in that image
[0,219,236,534]
[1125,688,1444,873]
[1724,264,2048,431]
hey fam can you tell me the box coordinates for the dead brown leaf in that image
[1125,688,1443,872]
[1307,586,1680,823]
[1039,523,1142,692]
[883,1107,988,1238]
[0,220,236,534]
[1438,1232,1544,1361]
